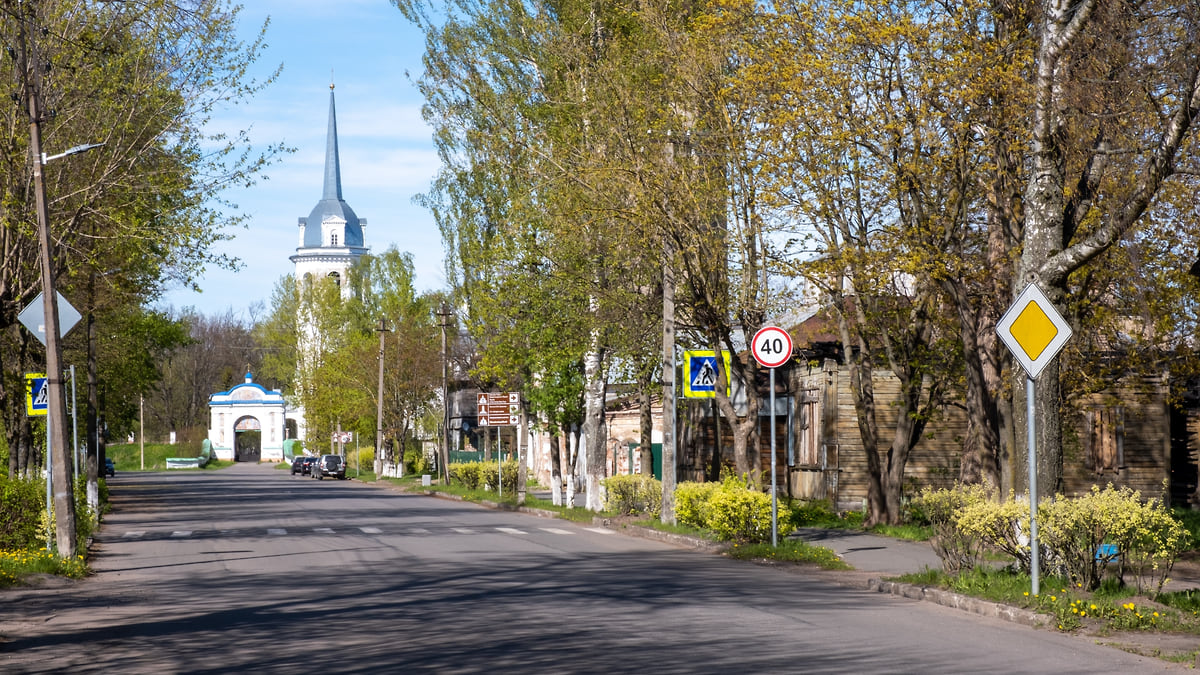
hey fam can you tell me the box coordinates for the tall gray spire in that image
[323,84,342,201]
[297,83,364,250]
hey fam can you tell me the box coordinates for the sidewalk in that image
[789,527,943,575]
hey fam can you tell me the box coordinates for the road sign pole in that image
[770,367,778,548]
[45,427,52,551]
[1027,375,1039,596]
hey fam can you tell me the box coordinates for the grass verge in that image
[0,549,89,588]
[727,539,852,569]
[895,566,1200,634]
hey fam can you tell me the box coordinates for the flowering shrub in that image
[0,476,43,551]
[1039,484,1187,593]
[675,481,719,529]
[955,493,1032,573]
[911,483,994,573]
[602,475,662,517]
[448,462,486,490]
[932,483,1188,594]
[675,476,791,543]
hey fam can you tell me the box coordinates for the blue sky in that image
[158,0,446,318]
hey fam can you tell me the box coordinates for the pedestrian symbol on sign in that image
[691,358,717,388]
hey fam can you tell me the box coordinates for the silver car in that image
[312,454,347,480]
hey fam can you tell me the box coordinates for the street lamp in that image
[30,93,104,555]
[375,318,390,477]
[436,302,452,484]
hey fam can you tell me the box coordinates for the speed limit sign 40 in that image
[751,326,793,368]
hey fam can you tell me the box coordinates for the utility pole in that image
[661,243,677,524]
[436,302,453,484]
[22,7,75,555]
[375,318,390,477]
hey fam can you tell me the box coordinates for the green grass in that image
[107,442,204,471]
[0,549,89,588]
[727,539,852,569]
[632,518,712,539]
[868,522,932,541]
[894,566,1200,634]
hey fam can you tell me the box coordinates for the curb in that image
[868,579,1045,627]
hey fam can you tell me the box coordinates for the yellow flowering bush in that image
[675,476,792,543]
[602,475,662,517]
[675,481,720,529]
[1039,484,1187,593]
[955,492,1033,573]
[911,483,993,573]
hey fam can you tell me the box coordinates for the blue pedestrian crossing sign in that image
[25,373,47,417]
[683,350,732,398]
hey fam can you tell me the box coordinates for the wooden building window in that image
[1084,406,1124,474]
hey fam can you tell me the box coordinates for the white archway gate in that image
[208,373,289,462]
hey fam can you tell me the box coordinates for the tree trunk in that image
[582,344,608,511]
[566,425,579,506]
[638,384,653,477]
[549,431,562,506]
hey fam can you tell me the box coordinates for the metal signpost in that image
[477,392,521,498]
[26,373,50,550]
[751,326,793,547]
[996,282,1073,596]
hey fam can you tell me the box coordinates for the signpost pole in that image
[770,366,778,547]
[1027,375,1039,596]
[45,429,52,551]
[497,425,502,499]
[751,325,792,549]
[995,282,1072,599]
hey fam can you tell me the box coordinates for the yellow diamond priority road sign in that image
[997,283,1073,380]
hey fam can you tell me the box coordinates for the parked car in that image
[291,455,318,476]
[103,458,115,478]
[312,454,346,480]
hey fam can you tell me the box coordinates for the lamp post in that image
[375,318,390,476]
[436,302,452,484]
[29,100,103,555]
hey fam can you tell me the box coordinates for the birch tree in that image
[1017,0,1200,495]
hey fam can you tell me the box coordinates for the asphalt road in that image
[0,463,1184,673]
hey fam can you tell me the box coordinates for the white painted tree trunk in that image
[566,426,578,507]
[551,430,563,507]
[582,342,608,511]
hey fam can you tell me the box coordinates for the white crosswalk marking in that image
[141,524,598,541]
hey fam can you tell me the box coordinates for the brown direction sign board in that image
[476,392,521,427]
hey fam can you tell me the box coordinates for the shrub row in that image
[602,475,662,517]
[449,461,519,493]
[676,475,791,543]
[914,483,1188,593]
[1,474,100,555]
